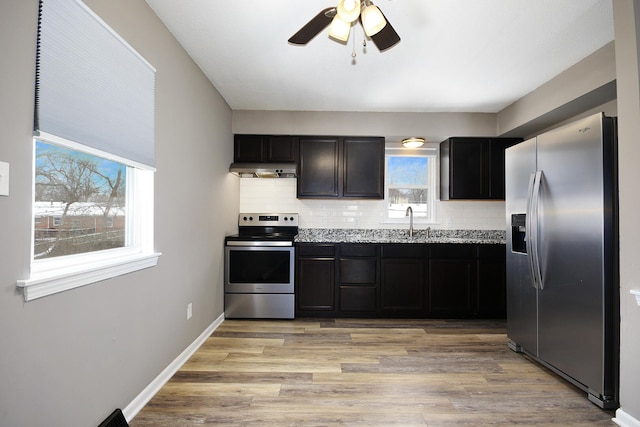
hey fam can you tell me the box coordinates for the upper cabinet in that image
[439,137,522,200]
[343,137,385,198]
[234,134,297,163]
[297,136,384,199]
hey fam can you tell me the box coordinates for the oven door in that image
[225,244,295,294]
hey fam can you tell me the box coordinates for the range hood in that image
[229,162,297,178]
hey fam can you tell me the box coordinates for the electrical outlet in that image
[187,303,193,320]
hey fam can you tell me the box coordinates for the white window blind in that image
[34,0,156,168]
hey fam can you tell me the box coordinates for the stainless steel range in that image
[224,213,298,319]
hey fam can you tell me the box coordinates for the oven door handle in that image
[226,240,293,247]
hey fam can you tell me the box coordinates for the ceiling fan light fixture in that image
[402,137,425,148]
[337,0,361,23]
[329,15,351,42]
[361,2,386,36]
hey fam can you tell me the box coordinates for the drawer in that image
[340,244,377,257]
[429,243,476,259]
[380,244,425,259]
[296,243,335,257]
[478,244,506,259]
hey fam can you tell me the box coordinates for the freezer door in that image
[536,113,608,395]
[505,137,538,355]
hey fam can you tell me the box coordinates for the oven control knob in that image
[242,216,248,221]
[249,216,253,221]
[284,217,288,221]
[290,216,294,222]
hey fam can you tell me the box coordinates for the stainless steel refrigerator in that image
[505,112,618,409]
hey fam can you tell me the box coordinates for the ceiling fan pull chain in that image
[352,26,357,59]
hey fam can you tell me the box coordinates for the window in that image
[34,140,127,259]
[17,0,158,301]
[18,133,158,302]
[385,149,437,223]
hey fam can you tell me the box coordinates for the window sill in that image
[17,251,161,302]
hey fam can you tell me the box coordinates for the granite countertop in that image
[295,228,506,245]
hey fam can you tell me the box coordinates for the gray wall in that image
[613,0,640,422]
[497,41,617,138]
[232,110,497,144]
[0,1,237,426]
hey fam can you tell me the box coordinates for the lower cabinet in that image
[295,242,505,318]
[296,243,336,315]
[477,244,507,317]
[380,244,426,315]
[429,244,477,317]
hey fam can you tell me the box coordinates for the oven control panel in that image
[238,213,299,227]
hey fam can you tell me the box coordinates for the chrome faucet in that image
[405,206,414,237]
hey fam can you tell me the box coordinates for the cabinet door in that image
[343,137,384,198]
[296,244,336,313]
[234,135,263,162]
[266,136,297,162]
[429,259,477,316]
[477,244,506,317]
[449,137,491,199]
[380,258,425,313]
[298,137,340,198]
[428,244,477,316]
[296,257,335,312]
[380,244,426,314]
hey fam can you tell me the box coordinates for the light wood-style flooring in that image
[129,318,616,426]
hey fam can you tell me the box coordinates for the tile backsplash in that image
[239,179,506,230]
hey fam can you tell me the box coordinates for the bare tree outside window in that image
[34,141,127,258]
[387,156,430,219]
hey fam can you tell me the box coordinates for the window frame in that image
[17,132,160,302]
[384,147,438,224]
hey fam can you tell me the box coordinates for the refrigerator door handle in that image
[526,173,538,289]
[529,171,544,290]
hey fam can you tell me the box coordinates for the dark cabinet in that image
[234,134,297,163]
[297,136,384,199]
[428,244,477,317]
[297,137,340,197]
[339,244,377,312]
[380,244,426,314]
[440,137,522,200]
[477,244,507,317]
[295,242,506,319]
[343,137,385,198]
[296,243,336,314]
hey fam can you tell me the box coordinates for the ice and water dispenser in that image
[511,214,527,254]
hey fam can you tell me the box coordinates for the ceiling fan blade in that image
[369,12,401,51]
[288,7,336,45]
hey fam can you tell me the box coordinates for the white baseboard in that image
[122,313,225,422]
[613,408,640,427]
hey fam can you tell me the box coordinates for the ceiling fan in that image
[288,0,400,51]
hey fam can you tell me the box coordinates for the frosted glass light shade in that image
[329,15,351,42]
[337,0,361,23]
[361,3,386,36]
[402,137,425,148]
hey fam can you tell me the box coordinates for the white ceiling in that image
[144,0,614,113]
